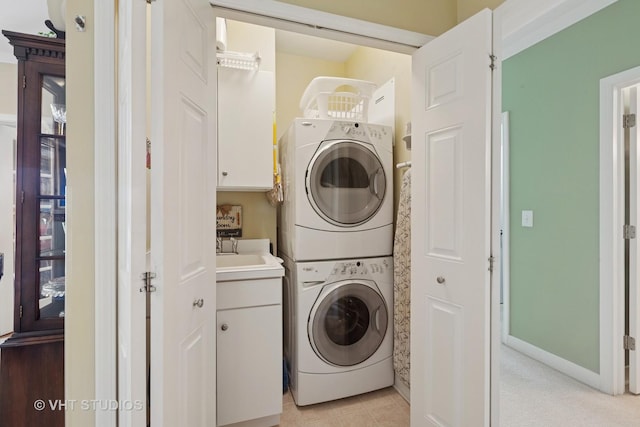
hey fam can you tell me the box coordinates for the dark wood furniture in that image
[0,30,65,427]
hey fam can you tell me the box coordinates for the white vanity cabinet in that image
[216,277,282,427]
[217,68,275,191]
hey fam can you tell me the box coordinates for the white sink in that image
[216,254,267,268]
[216,246,284,282]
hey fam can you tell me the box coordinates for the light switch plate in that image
[522,210,533,228]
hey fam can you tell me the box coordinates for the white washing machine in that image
[282,254,394,406]
[278,118,393,261]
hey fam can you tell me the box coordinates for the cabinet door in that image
[217,304,282,426]
[19,61,66,332]
[217,68,274,191]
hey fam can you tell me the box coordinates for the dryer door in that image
[306,140,386,227]
[309,281,388,367]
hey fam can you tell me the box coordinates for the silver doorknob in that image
[436,276,446,284]
[193,298,204,308]
[221,324,229,331]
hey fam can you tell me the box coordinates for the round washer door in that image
[306,140,386,227]
[308,281,388,367]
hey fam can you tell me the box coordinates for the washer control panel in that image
[297,257,392,286]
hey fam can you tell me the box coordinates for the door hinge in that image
[146,138,151,169]
[489,54,497,70]
[624,335,636,351]
[19,305,23,318]
[488,255,495,272]
[21,190,24,204]
[624,224,636,239]
[624,113,636,129]
[139,272,157,293]
[22,75,26,89]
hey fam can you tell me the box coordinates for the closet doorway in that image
[216,11,413,400]
[601,67,640,395]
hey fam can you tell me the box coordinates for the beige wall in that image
[216,192,278,251]
[65,0,96,425]
[0,63,17,115]
[275,52,346,138]
[0,62,17,336]
[0,124,15,336]
[457,0,505,22]
[279,0,457,36]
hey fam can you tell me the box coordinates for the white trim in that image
[599,66,640,395]
[490,12,505,425]
[505,335,602,390]
[94,0,118,425]
[210,0,433,54]
[500,111,510,345]
[0,114,16,127]
[497,0,617,59]
[393,376,410,403]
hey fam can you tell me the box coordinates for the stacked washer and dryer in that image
[278,77,395,406]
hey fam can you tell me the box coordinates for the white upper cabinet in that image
[217,20,275,191]
[217,68,275,190]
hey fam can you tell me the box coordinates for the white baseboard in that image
[393,375,410,403]
[505,335,602,391]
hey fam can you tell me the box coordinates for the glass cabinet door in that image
[14,57,67,332]
[37,75,66,320]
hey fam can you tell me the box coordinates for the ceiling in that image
[0,3,359,65]
[0,1,50,64]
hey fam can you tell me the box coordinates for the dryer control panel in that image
[324,121,390,144]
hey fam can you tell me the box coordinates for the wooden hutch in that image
[0,30,66,427]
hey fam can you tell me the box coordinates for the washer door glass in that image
[309,282,388,367]
[307,140,386,226]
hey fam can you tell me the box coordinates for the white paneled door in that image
[150,0,217,425]
[410,9,494,426]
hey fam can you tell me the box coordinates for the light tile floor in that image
[279,386,409,427]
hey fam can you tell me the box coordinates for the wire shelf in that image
[217,51,261,71]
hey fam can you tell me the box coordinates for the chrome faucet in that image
[216,235,239,254]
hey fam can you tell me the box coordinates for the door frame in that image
[499,111,511,344]
[100,0,619,424]
[600,65,640,395]
[94,0,118,425]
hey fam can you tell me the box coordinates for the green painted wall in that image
[503,0,640,373]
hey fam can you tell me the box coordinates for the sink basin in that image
[216,254,267,268]
[216,252,284,282]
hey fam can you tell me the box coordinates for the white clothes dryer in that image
[278,118,393,261]
[282,254,394,406]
